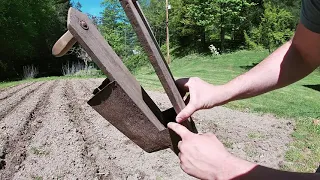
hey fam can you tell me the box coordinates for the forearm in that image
[224,40,318,101]
[235,165,320,180]
[215,155,320,180]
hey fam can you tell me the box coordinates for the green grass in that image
[0,77,61,89]
[135,50,320,172]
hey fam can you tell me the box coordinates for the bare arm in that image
[226,23,320,101]
[175,23,320,122]
[235,165,320,180]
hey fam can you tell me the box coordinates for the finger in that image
[178,141,182,150]
[168,122,192,140]
[176,103,196,123]
[175,78,190,97]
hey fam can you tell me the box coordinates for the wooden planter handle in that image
[52,30,77,57]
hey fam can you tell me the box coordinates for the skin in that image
[169,22,320,180]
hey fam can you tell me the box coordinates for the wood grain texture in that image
[52,30,77,57]
[88,81,172,153]
[67,8,166,131]
[120,0,197,154]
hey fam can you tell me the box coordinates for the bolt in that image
[80,20,89,30]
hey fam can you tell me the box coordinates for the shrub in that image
[62,62,85,76]
[23,65,39,79]
[62,62,103,77]
[124,53,149,73]
[73,68,104,77]
[245,1,294,52]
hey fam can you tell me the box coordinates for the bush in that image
[124,53,149,73]
[73,68,104,77]
[62,62,85,76]
[62,62,103,77]
[23,65,39,79]
[245,1,294,52]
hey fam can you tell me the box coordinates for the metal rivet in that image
[80,20,89,30]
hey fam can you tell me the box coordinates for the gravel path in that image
[0,79,294,179]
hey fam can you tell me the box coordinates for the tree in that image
[169,0,254,54]
[143,0,166,46]
[100,0,133,57]
[0,0,78,80]
[246,1,294,52]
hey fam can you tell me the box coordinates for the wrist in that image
[216,83,240,105]
[216,154,256,180]
[222,75,249,102]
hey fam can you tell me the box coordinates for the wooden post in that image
[166,0,170,64]
[120,0,197,155]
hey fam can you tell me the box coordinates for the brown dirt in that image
[0,79,294,180]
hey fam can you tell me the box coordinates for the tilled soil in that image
[0,79,294,180]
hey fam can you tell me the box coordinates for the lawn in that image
[135,50,320,172]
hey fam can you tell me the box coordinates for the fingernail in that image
[176,117,182,122]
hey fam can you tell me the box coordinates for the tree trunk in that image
[220,3,225,53]
[201,27,206,52]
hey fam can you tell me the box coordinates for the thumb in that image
[176,103,196,123]
[167,122,192,139]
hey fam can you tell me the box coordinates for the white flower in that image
[209,45,220,56]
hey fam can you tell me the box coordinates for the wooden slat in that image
[121,0,184,113]
[120,0,197,154]
[67,7,166,131]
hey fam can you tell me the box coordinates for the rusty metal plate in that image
[88,80,177,153]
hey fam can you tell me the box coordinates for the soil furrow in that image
[0,82,46,120]
[78,80,91,94]
[0,79,293,179]
[90,78,105,89]
[72,80,126,179]
[0,82,36,101]
[0,81,57,180]
[0,82,32,94]
[78,79,191,179]
[12,80,94,179]
[89,79,101,87]
[64,80,100,179]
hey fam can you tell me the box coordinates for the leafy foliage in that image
[0,0,78,80]
[0,0,302,79]
[245,1,295,52]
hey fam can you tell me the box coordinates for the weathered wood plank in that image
[67,7,166,132]
[120,0,197,154]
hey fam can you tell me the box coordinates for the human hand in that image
[168,122,256,180]
[176,77,232,123]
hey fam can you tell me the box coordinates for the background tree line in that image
[0,0,301,81]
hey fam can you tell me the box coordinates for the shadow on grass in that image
[303,85,320,92]
[239,63,259,70]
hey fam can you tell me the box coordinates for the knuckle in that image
[204,133,216,138]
